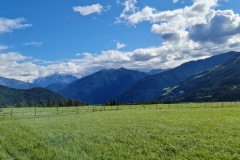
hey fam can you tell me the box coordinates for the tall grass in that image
[1,104,240,159]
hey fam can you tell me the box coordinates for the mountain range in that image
[1,51,240,105]
[33,74,78,92]
[59,68,147,104]
[117,51,239,103]
[33,74,78,87]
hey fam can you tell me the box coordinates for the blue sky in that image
[0,0,239,81]
[0,0,162,60]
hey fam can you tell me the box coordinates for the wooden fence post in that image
[11,106,13,116]
[35,105,37,116]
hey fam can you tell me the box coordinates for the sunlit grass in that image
[1,103,240,159]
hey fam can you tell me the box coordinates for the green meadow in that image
[1,103,240,159]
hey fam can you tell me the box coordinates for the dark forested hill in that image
[59,68,147,104]
[158,53,240,102]
[0,85,67,106]
[117,51,240,103]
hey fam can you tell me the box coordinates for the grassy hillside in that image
[159,54,240,102]
[118,51,239,102]
[1,105,240,159]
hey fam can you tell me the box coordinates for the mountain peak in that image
[33,74,78,87]
[59,68,147,104]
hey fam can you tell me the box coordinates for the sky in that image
[0,0,240,82]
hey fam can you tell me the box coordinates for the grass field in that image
[1,103,240,159]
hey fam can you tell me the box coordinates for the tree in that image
[67,100,75,106]
[104,100,121,106]
[47,99,53,107]
[59,100,65,107]
[75,100,85,106]
[16,102,24,108]
[40,101,46,107]
[28,101,34,107]
[0,103,6,108]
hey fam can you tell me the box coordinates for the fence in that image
[0,102,239,117]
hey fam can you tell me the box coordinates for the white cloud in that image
[122,0,137,14]
[173,0,179,3]
[116,0,121,5]
[73,4,104,16]
[75,52,93,58]
[75,53,82,57]
[0,52,39,81]
[116,42,127,49]
[0,52,26,62]
[120,0,218,25]
[116,0,138,23]
[189,10,240,44]
[105,5,112,12]
[113,0,240,67]
[23,41,43,47]
[0,17,32,34]
[0,45,8,51]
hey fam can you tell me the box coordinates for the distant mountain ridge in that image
[117,51,240,103]
[158,53,240,102]
[0,76,39,89]
[148,68,169,75]
[0,85,67,106]
[33,74,78,87]
[59,67,148,104]
[33,74,78,92]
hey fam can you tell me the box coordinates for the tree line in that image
[1,99,86,108]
